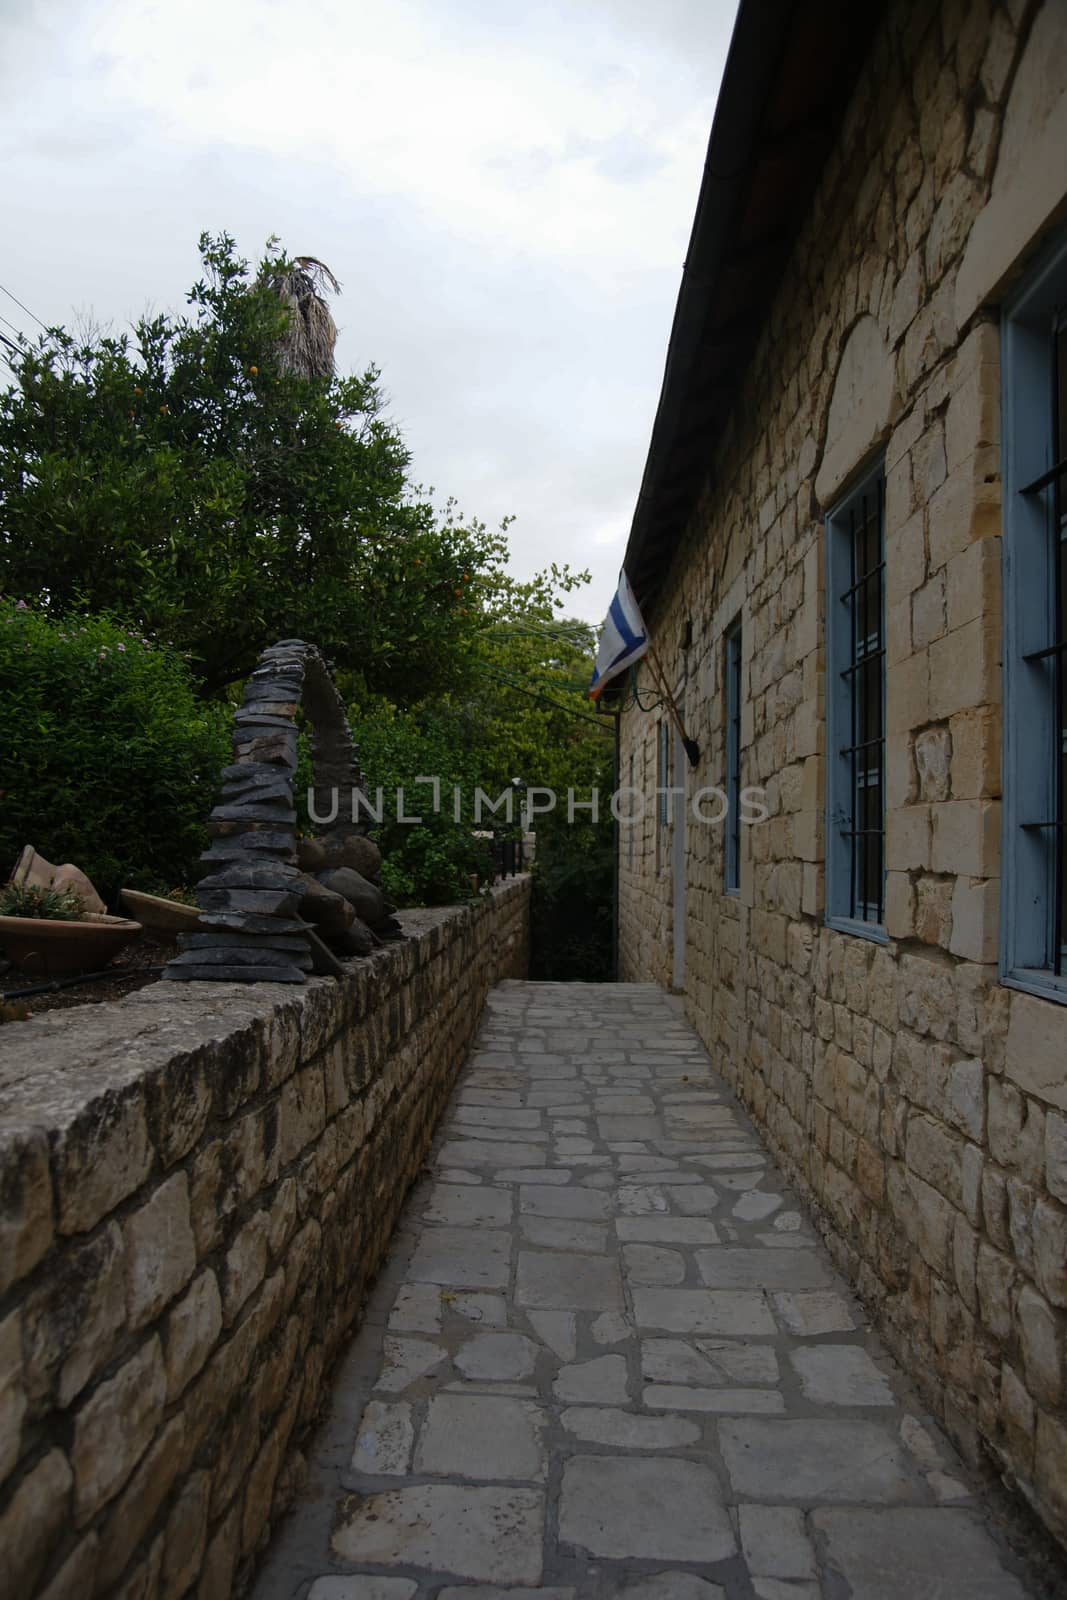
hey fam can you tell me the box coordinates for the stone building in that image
[615,0,1067,1551]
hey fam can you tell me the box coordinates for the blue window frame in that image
[657,719,671,826]
[725,618,742,893]
[826,462,887,939]
[656,718,670,873]
[1002,229,1067,1003]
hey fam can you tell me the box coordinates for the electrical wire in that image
[0,281,48,332]
[482,622,597,648]
[471,662,616,731]
[476,645,668,720]
[594,663,667,715]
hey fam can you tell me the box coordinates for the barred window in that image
[657,719,671,826]
[1003,230,1067,1001]
[725,618,742,893]
[656,718,671,873]
[826,463,886,935]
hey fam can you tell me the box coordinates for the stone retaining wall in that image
[0,878,529,1600]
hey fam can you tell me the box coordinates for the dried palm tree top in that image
[264,254,341,380]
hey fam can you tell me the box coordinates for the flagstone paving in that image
[252,981,1039,1600]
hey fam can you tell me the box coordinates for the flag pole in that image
[645,643,700,769]
[588,568,698,767]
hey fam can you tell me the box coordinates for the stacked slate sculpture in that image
[165,640,400,984]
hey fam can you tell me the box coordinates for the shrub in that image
[0,881,86,920]
[347,701,493,907]
[529,804,614,981]
[0,599,230,899]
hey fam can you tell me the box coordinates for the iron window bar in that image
[838,557,886,604]
[1019,456,1067,497]
[839,478,885,927]
[840,648,886,678]
[725,622,742,891]
[1015,314,1065,974]
[848,498,859,921]
[1054,320,1064,974]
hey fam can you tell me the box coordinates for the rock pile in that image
[295,831,402,957]
[165,640,400,984]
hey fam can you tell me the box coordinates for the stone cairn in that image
[165,640,402,984]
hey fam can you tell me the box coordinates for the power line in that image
[0,282,48,332]
[472,663,615,732]
[478,653,599,694]
[484,621,596,646]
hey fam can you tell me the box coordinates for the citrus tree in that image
[0,230,613,945]
[0,233,519,701]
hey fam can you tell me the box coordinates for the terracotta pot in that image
[11,844,108,914]
[119,889,201,938]
[0,913,142,978]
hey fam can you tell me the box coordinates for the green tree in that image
[0,229,613,933]
[470,618,616,979]
[0,233,523,700]
[348,614,617,980]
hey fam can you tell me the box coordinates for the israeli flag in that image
[589,570,649,698]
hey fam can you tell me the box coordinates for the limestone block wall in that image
[0,879,529,1600]
[619,0,1067,1551]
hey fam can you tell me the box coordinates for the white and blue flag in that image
[589,570,649,698]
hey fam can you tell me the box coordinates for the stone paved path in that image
[252,982,1039,1600]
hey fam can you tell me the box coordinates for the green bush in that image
[0,599,230,899]
[348,701,494,907]
[344,650,614,922]
[530,804,614,981]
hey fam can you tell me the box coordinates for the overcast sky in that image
[1,0,736,622]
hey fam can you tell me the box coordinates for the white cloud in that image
[1,0,737,620]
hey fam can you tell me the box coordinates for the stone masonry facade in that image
[0,878,529,1600]
[619,0,1067,1553]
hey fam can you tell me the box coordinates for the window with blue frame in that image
[657,719,670,826]
[656,718,670,873]
[826,463,886,935]
[1002,230,1067,1001]
[725,618,742,893]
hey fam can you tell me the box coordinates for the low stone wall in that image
[0,878,530,1600]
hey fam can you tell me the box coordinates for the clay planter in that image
[0,912,142,978]
[119,889,201,938]
[12,844,107,914]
